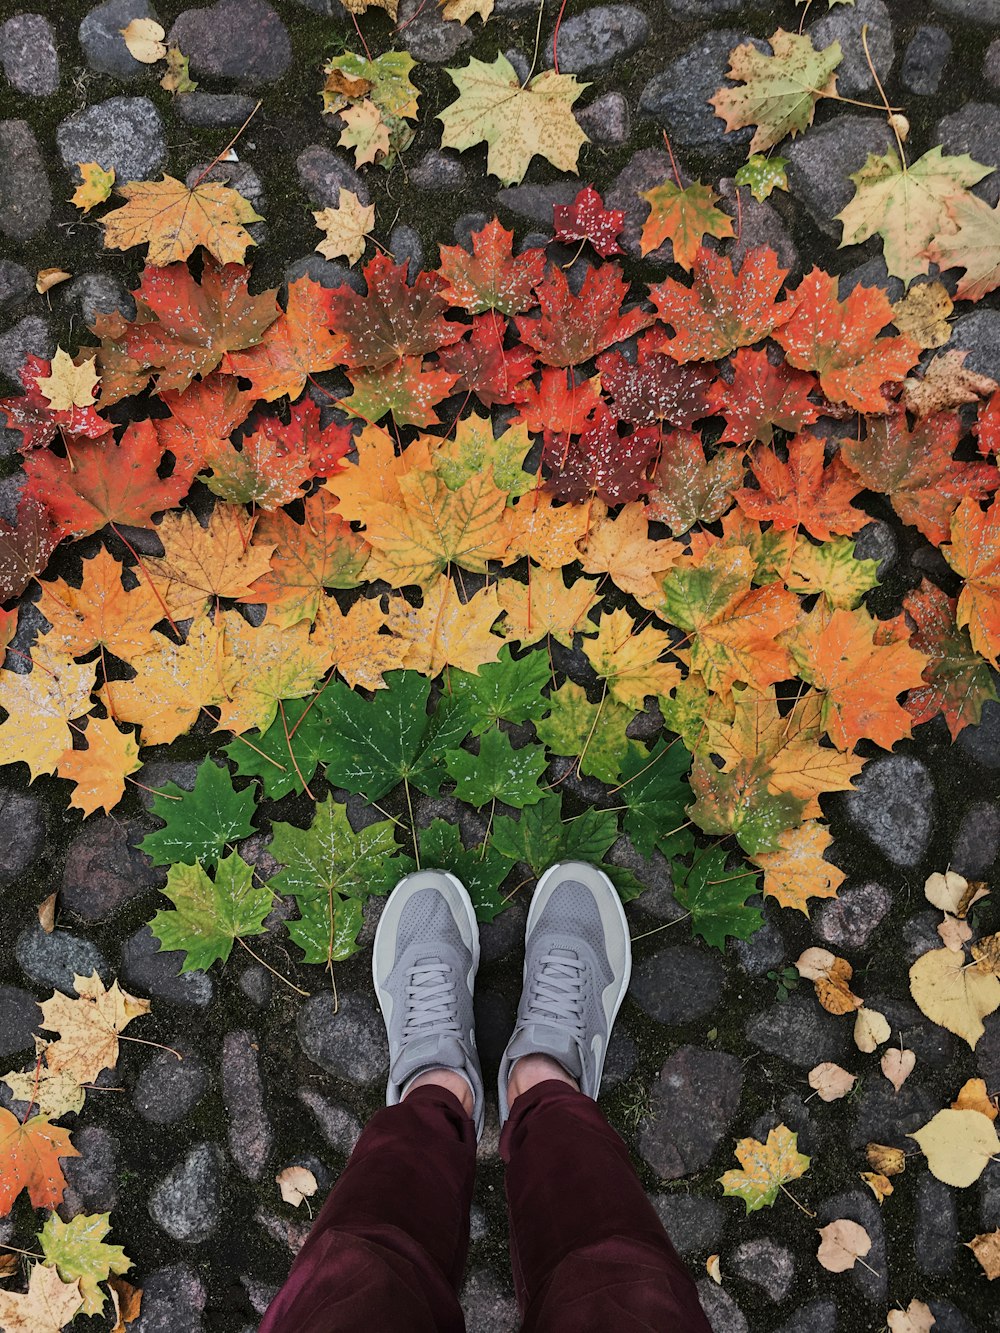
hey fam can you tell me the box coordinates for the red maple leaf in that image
[437,218,546,315]
[329,253,466,370]
[598,329,715,427]
[23,420,189,540]
[543,401,659,504]
[975,390,1000,457]
[649,246,793,363]
[0,355,112,451]
[515,264,653,368]
[903,578,999,740]
[156,373,255,485]
[646,429,745,534]
[0,495,59,600]
[436,314,535,407]
[553,185,625,259]
[281,396,353,477]
[708,347,820,444]
[774,269,921,413]
[513,367,601,436]
[227,276,345,403]
[734,432,866,541]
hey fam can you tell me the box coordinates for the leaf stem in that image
[780,1183,815,1217]
[236,936,310,997]
[404,776,420,867]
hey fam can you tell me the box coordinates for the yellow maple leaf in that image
[719,1124,810,1212]
[313,188,375,266]
[100,174,264,266]
[144,505,274,621]
[577,503,680,606]
[39,972,150,1084]
[2,1066,85,1119]
[0,1264,82,1333]
[340,101,390,167]
[387,576,503,675]
[104,616,227,745]
[505,491,603,569]
[36,348,98,412]
[57,716,142,817]
[39,547,165,662]
[0,642,97,780]
[751,820,845,914]
[215,612,333,735]
[498,569,600,647]
[71,162,115,214]
[313,596,410,690]
[440,0,494,20]
[583,607,681,708]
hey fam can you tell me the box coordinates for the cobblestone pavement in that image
[1,1,999,1330]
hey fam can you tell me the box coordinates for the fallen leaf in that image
[0,641,97,781]
[718,1124,810,1212]
[39,973,151,1084]
[0,1110,80,1214]
[276,1166,318,1207]
[887,1299,936,1332]
[797,948,863,1014]
[36,268,72,296]
[38,893,57,934]
[120,17,166,62]
[339,99,390,167]
[36,348,98,412]
[909,946,1000,1048]
[582,607,681,708]
[881,1048,916,1093]
[705,1254,721,1284]
[144,504,273,621]
[734,152,789,202]
[109,1276,142,1331]
[952,1077,998,1120]
[101,175,264,267]
[972,932,1000,976]
[938,916,973,950]
[867,1142,906,1176]
[860,1171,893,1203]
[71,162,115,213]
[854,1006,891,1053]
[932,191,1000,301]
[966,1229,1000,1279]
[2,1066,86,1119]
[639,178,734,270]
[0,1264,82,1333]
[553,184,625,258]
[924,869,989,917]
[497,569,600,647]
[57,717,142,818]
[910,1107,1000,1187]
[902,349,998,418]
[39,1211,131,1317]
[808,1062,856,1101]
[387,576,503,676]
[313,189,375,266]
[751,820,845,914]
[816,1219,872,1273]
[891,280,954,349]
[160,45,196,94]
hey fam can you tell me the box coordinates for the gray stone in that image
[648,1193,724,1257]
[298,1088,363,1155]
[776,1301,837,1333]
[242,1274,281,1317]
[122,925,214,1007]
[809,0,894,96]
[854,518,897,576]
[935,103,1000,206]
[411,150,466,192]
[149,1143,224,1243]
[222,1030,272,1182]
[732,908,784,977]
[817,1189,886,1302]
[640,31,765,154]
[58,1127,118,1220]
[611,837,683,923]
[696,1280,748,1333]
[845,754,935,867]
[0,986,40,1058]
[865,992,957,1068]
[169,0,290,81]
[851,1078,937,1149]
[785,116,894,238]
[132,1264,206,1333]
[603,1031,638,1089]
[0,260,31,310]
[297,144,370,208]
[57,97,166,181]
[479,899,526,965]
[718,177,799,275]
[925,1302,979,1333]
[238,965,272,1006]
[135,759,198,809]
[79,0,158,78]
[575,92,630,144]
[952,802,1000,877]
[931,0,998,21]
[987,38,1000,88]
[814,882,892,950]
[957,667,1000,767]
[980,1159,1000,1229]
[543,6,648,74]
[62,816,164,920]
[903,909,946,965]
[902,26,952,95]
[746,996,849,1068]
[16,925,109,993]
[297,992,388,1082]
[390,224,424,275]
[0,14,59,96]
[132,1041,209,1124]
[638,1046,743,1180]
[497,181,579,228]
[175,92,259,126]
[631,946,725,1025]
[977,1011,1000,1091]
[730,1237,794,1302]
[663,0,741,11]
[454,211,491,249]
[395,0,472,62]
[0,120,51,242]
[61,273,137,327]
[460,1269,519,1333]
[255,1207,311,1253]
[0,786,43,886]
[285,253,364,294]
[915,1175,957,1275]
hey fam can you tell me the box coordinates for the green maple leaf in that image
[491,795,619,875]
[445,728,547,808]
[719,1124,811,1212]
[687,754,805,856]
[432,414,535,497]
[535,680,632,784]
[39,1212,131,1317]
[617,738,693,859]
[419,819,509,922]
[150,852,270,972]
[734,153,789,202]
[758,535,880,610]
[449,644,552,736]
[673,847,762,951]
[224,696,327,801]
[140,758,256,867]
[323,50,418,164]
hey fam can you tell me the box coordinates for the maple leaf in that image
[515,263,652,368]
[227,276,345,403]
[40,972,150,1083]
[535,680,632,784]
[215,613,334,735]
[598,331,715,427]
[419,819,507,922]
[57,716,142,818]
[783,603,930,750]
[582,607,680,708]
[448,643,551,735]
[577,502,680,607]
[0,495,59,601]
[735,432,866,541]
[891,280,954,351]
[327,424,426,521]
[841,410,998,546]
[339,100,390,167]
[650,246,793,363]
[616,737,693,857]
[673,847,763,949]
[446,728,546,807]
[553,184,625,258]
[39,547,164,661]
[976,390,1000,457]
[0,1263,82,1333]
[734,153,789,202]
[330,253,465,371]
[314,595,410,690]
[0,352,111,451]
[497,569,600,647]
[645,429,745,536]
[504,490,605,574]
[155,373,254,486]
[943,495,1000,667]
[931,191,1000,301]
[39,1213,131,1318]
[901,348,998,419]
[101,174,263,266]
[774,269,921,413]
[491,794,619,876]
[968,1230,1000,1282]
[343,356,460,429]
[141,757,256,867]
[161,44,196,94]
[105,615,228,745]
[433,413,535,497]
[718,1124,810,1212]
[438,217,545,315]
[71,161,115,213]
[313,188,375,266]
[710,29,842,153]
[514,366,601,437]
[151,852,271,972]
[35,347,98,414]
[0,640,96,780]
[903,579,998,740]
[708,347,819,445]
[387,577,503,675]
[225,695,328,800]
[837,147,992,284]
[689,754,805,855]
[143,505,273,621]
[439,53,588,186]
[639,179,734,270]
[543,402,660,505]
[751,820,845,914]
[437,314,536,407]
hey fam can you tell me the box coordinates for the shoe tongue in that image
[393,1033,465,1085]
[506,1024,583,1081]
[549,947,577,962]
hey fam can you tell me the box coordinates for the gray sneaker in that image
[498,860,632,1125]
[373,869,485,1139]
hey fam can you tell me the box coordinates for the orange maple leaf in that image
[752,821,845,914]
[505,490,602,569]
[227,276,346,402]
[386,576,503,675]
[313,596,411,690]
[0,1108,80,1215]
[944,495,1000,667]
[38,547,164,662]
[104,616,228,745]
[497,569,600,648]
[582,607,681,707]
[57,716,142,817]
[143,505,274,621]
[735,432,866,541]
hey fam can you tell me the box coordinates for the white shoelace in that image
[526,953,586,1036]
[402,960,460,1039]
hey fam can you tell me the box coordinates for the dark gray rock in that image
[176,92,259,127]
[817,1189,886,1302]
[238,965,272,1006]
[132,1041,209,1124]
[814,882,892,950]
[747,996,849,1068]
[0,14,59,96]
[603,1031,638,1090]
[169,0,290,81]
[479,899,526,965]
[946,311,1000,382]
[395,0,472,62]
[79,0,158,77]
[696,1280,748,1333]
[497,181,579,228]
[61,273,137,327]
[640,31,765,154]
[977,1011,1000,1090]
[638,1046,743,1180]
[732,907,784,977]
[284,253,364,294]
[851,1078,938,1149]
[0,260,31,310]
[298,1087,363,1155]
[135,759,198,809]
[854,518,897,575]
[776,1301,837,1333]
[460,1269,519,1333]
[719,177,799,275]
[149,1143,224,1243]
[785,116,894,238]
[809,0,894,96]
[730,1237,794,1302]
[410,150,466,192]
[57,96,165,181]
[575,92,630,144]
[0,316,52,389]
[58,1126,118,1220]
[543,5,648,74]
[185,160,265,216]
[663,0,742,11]
[122,925,214,1007]
[297,144,370,208]
[987,38,1000,88]
[454,211,491,249]
[222,1030,272,1182]
[649,1193,724,1256]
[0,986,40,1058]
[255,1207,311,1254]
[631,946,725,1025]
[611,837,683,923]
[297,992,388,1082]
[915,1175,957,1275]
[242,1274,281,1317]
[981,1158,1000,1229]
[866,992,956,1068]
[390,224,424,275]
[903,909,946,965]
[952,802,1000,877]
[0,787,43,885]
[0,120,51,242]
[132,1265,206,1333]
[935,103,1000,206]
[902,26,952,95]
[932,0,998,21]
[16,925,109,993]
[925,1301,979,1333]
[62,817,164,920]
[845,754,935,867]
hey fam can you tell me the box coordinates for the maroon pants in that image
[259,1080,711,1332]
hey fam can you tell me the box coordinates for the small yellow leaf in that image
[101,175,263,267]
[972,931,1000,976]
[313,189,375,267]
[705,1254,721,1284]
[924,869,988,916]
[0,1264,82,1333]
[891,281,953,349]
[951,1076,998,1121]
[807,1062,856,1102]
[120,18,166,62]
[910,1107,1000,1187]
[966,1228,1000,1280]
[854,1005,891,1053]
[440,0,494,20]
[276,1165,318,1207]
[797,947,863,1015]
[2,1065,86,1119]
[582,607,681,708]
[887,1299,935,1333]
[938,916,973,950]
[339,100,390,167]
[160,46,197,94]
[36,268,72,295]
[37,893,57,934]
[71,162,116,213]
[866,1142,906,1177]
[816,1219,872,1273]
[859,1171,893,1203]
[909,946,1000,1048]
[881,1047,916,1093]
[36,348,99,412]
[39,972,151,1085]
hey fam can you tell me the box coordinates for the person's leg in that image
[261,871,486,1333]
[497,862,711,1332]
